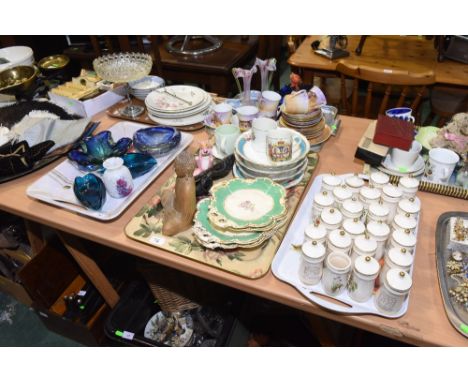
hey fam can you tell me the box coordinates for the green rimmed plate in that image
[208,177,287,231]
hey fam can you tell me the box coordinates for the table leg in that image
[24,219,45,257]
[57,231,120,308]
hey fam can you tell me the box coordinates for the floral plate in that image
[208,177,287,231]
[232,163,305,189]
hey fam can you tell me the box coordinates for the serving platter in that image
[26,121,193,221]
[272,173,420,318]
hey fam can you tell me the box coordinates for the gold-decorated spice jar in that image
[396,197,421,220]
[388,228,417,254]
[366,220,391,260]
[343,217,366,240]
[367,200,390,225]
[320,207,343,234]
[321,173,342,192]
[312,190,335,219]
[327,229,353,255]
[379,247,413,286]
[398,176,419,199]
[369,171,390,189]
[304,220,327,245]
[391,213,417,234]
[341,197,364,220]
[345,173,365,198]
[348,255,380,303]
[332,185,353,210]
[375,269,412,314]
[350,234,378,264]
[299,240,327,285]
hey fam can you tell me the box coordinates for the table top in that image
[0,112,467,346]
[288,36,468,87]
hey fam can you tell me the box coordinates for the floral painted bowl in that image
[68,131,132,172]
[122,152,157,178]
[73,173,106,210]
[133,126,181,157]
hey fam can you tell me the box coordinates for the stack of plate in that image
[129,75,165,101]
[233,128,310,188]
[193,178,288,249]
[279,105,332,145]
[377,154,426,178]
[145,85,212,129]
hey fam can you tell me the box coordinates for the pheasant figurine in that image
[161,151,197,236]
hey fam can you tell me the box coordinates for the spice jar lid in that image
[370,171,389,185]
[321,207,343,225]
[302,240,326,260]
[314,190,334,207]
[305,222,327,241]
[393,213,417,230]
[367,220,390,237]
[343,218,365,236]
[354,234,378,253]
[342,198,364,214]
[399,176,419,190]
[382,184,403,199]
[322,174,342,188]
[391,229,417,247]
[355,255,380,277]
[326,252,352,274]
[359,186,381,200]
[387,247,414,268]
[386,269,412,293]
[328,229,352,248]
[345,174,364,189]
[333,185,353,201]
[398,198,420,214]
[368,201,390,217]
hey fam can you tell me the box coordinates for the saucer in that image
[381,154,425,174]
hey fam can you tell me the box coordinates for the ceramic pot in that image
[381,184,403,223]
[299,240,326,285]
[327,229,352,255]
[359,185,381,210]
[367,200,390,225]
[312,190,335,219]
[388,228,416,254]
[379,247,413,286]
[348,255,380,303]
[396,197,420,220]
[321,173,342,192]
[366,220,390,260]
[398,176,419,199]
[343,218,365,240]
[350,234,377,264]
[322,252,352,296]
[332,185,353,210]
[320,207,343,234]
[369,171,389,189]
[304,220,327,245]
[375,269,412,314]
[391,213,417,234]
[344,174,364,198]
[341,197,364,220]
[102,157,134,199]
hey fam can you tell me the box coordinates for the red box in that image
[373,115,415,150]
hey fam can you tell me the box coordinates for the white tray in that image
[26,121,193,221]
[272,173,419,318]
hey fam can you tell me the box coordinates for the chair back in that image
[336,62,435,120]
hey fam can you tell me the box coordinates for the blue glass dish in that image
[133,126,181,157]
[68,131,132,172]
[73,173,106,210]
[122,152,157,178]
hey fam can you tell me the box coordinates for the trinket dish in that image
[73,173,106,210]
[133,126,181,156]
[122,152,157,178]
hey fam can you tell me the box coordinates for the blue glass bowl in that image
[133,126,181,157]
[68,131,132,172]
[73,173,106,210]
[122,152,157,178]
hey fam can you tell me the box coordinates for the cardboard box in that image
[48,85,126,118]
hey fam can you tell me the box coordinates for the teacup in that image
[428,148,460,184]
[284,89,309,114]
[386,107,415,123]
[236,105,259,131]
[259,90,281,118]
[252,117,277,153]
[214,124,241,156]
[267,129,293,162]
[213,103,232,125]
[390,140,422,170]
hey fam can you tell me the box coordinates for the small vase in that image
[102,157,134,198]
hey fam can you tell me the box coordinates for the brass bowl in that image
[0,65,39,95]
[37,54,70,73]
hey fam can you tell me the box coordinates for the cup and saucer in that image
[381,141,425,175]
[204,103,239,135]
[212,123,241,160]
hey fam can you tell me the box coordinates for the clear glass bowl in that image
[92,52,153,83]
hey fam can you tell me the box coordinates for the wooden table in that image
[289,36,468,87]
[0,113,467,346]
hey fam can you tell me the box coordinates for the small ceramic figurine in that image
[194,140,214,176]
[161,151,197,236]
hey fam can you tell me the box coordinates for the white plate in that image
[26,121,193,221]
[381,154,425,174]
[147,109,208,127]
[147,96,212,119]
[232,164,305,189]
[271,173,419,318]
[145,85,207,113]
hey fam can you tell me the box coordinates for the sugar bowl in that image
[375,269,412,314]
[299,240,327,285]
[348,255,380,303]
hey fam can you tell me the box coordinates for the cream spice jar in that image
[367,220,391,260]
[345,174,365,198]
[388,228,417,254]
[375,269,412,314]
[322,252,352,296]
[379,247,413,286]
[343,218,366,240]
[321,173,342,192]
[304,220,327,245]
[299,240,327,285]
[350,234,378,264]
[369,171,390,189]
[327,229,353,255]
[348,255,380,303]
[392,213,418,234]
[398,176,419,199]
[341,197,364,220]
[320,207,343,234]
[381,184,403,223]
[359,185,382,210]
[396,197,421,220]
[333,185,353,210]
[312,190,335,219]
[367,200,390,225]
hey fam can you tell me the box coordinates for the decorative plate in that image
[208,177,287,231]
[146,95,211,119]
[145,85,207,113]
[381,155,425,174]
[235,154,307,176]
[232,164,305,189]
[236,157,308,182]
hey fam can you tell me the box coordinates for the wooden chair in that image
[336,62,436,123]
